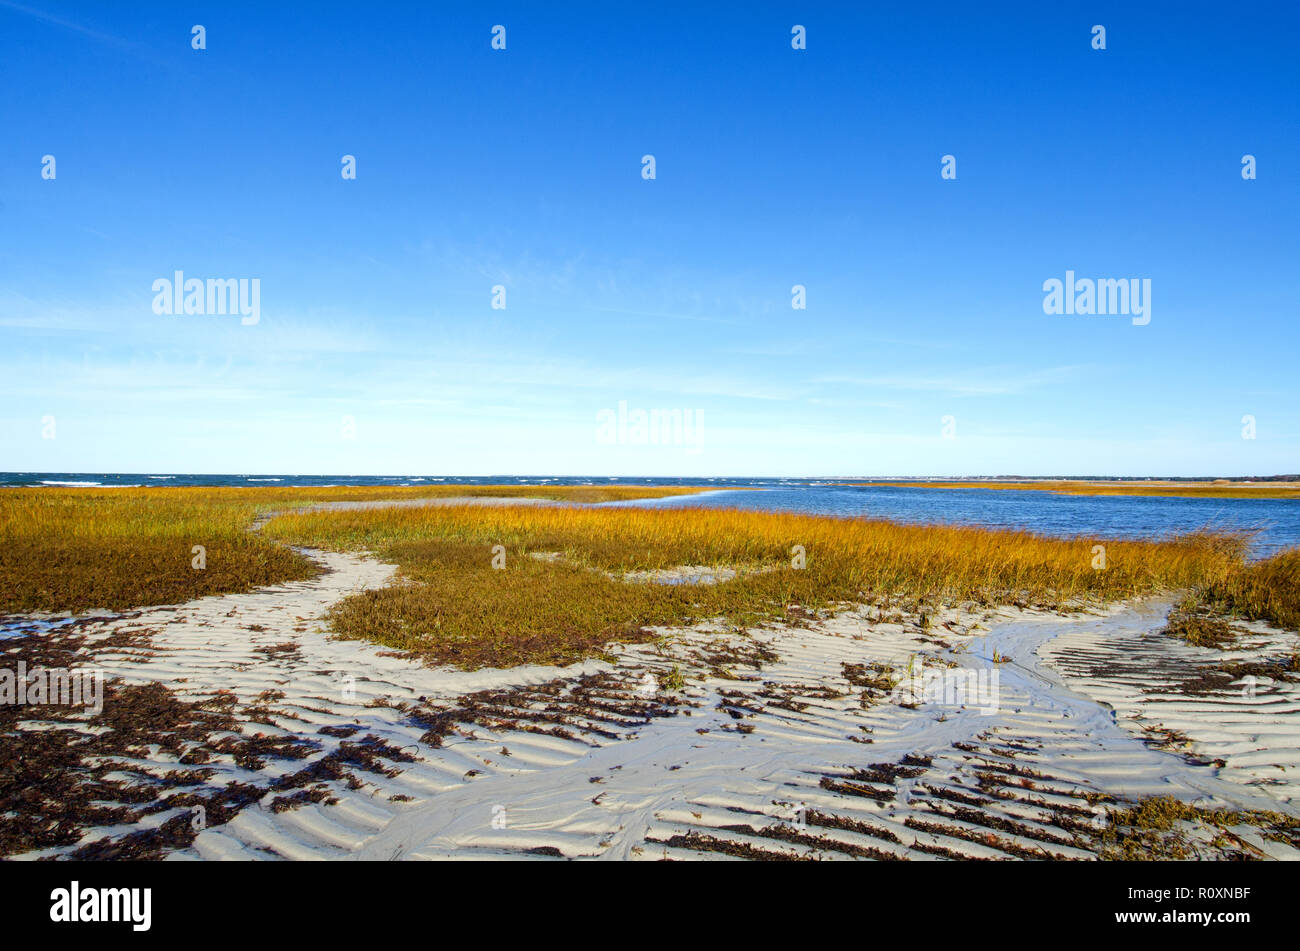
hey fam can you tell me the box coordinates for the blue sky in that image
[2,1,1297,477]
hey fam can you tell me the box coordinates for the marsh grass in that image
[0,485,701,613]
[262,503,1251,668]
[0,490,315,613]
[1161,597,1239,648]
[6,487,1294,670]
[1199,549,1300,631]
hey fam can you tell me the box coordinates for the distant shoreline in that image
[840,480,1300,500]
[2,472,1297,490]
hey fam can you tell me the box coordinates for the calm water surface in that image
[5,473,1297,556]
[614,484,1300,557]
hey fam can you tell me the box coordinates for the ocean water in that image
[4,473,1298,556]
[614,485,1300,557]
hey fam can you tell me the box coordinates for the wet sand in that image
[5,535,1298,860]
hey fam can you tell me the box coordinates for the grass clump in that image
[659,665,687,692]
[1161,598,1238,648]
[1095,795,1300,860]
[1198,548,1300,632]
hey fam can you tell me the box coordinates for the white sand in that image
[11,544,1300,861]
[1041,606,1300,799]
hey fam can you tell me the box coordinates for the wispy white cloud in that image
[0,0,149,55]
[814,365,1091,397]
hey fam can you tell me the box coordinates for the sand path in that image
[7,506,1299,860]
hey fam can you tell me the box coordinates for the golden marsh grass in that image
[1201,548,1300,631]
[4,486,1294,670]
[0,485,702,613]
[263,503,1254,668]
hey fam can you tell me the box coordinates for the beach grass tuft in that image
[1198,548,1300,632]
